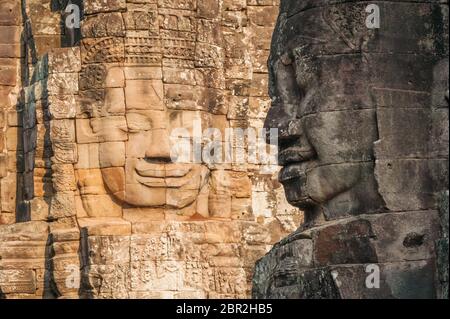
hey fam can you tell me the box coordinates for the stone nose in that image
[263,102,298,145]
[264,103,316,164]
[145,128,172,162]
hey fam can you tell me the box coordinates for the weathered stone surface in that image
[312,219,378,266]
[0,270,36,294]
[78,218,131,236]
[254,223,439,299]
[84,0,127,15]
[436,191,449,299]
[254,0,449,300]
[47,48,81,73]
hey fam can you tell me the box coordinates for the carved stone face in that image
[264,1,449,222]
[265,10,383,221]
[94,66,208,208]
[265,54,382,216]
[76,1,259,218]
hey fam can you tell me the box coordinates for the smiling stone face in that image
[94,66,208,209]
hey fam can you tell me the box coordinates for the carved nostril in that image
[403,233,425,248]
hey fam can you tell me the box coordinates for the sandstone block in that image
[52,142,78,164]
[52,164,77,192]
[91,116,128,142]
[81,194,123,218]
[0,64,17,86]
[82,12,125,38]
[49,192,77,220]
[105,67,125,88]
[47,73,79,95]
[78,218,131,236]
[0,26,20,44]
[125,80,164,110]
[124,66,162,80]
[48,94,77,119]
[76,168,106,195]
[205,221,241,243]
[0,221,48,241]
[312,219,378,266]
[75,143,100,169]
[0,1,21,26]
[75,118,99,144]
[6,127,23,151]
[123,207,165,223]
[100,166,125,198]
[50,119,76,143]
[84,0,127,14]
[105,88,126,115]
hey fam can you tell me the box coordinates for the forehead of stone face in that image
[274,1,448,59]
[270,1,448,111]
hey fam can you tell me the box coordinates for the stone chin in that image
[279,171,313,209]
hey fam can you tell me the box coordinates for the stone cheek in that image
[0,0,301,299]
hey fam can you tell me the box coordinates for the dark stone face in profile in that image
[255,1,448,299]
[264,0,449,225]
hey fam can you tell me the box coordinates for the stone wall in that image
[0,0,301,298]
